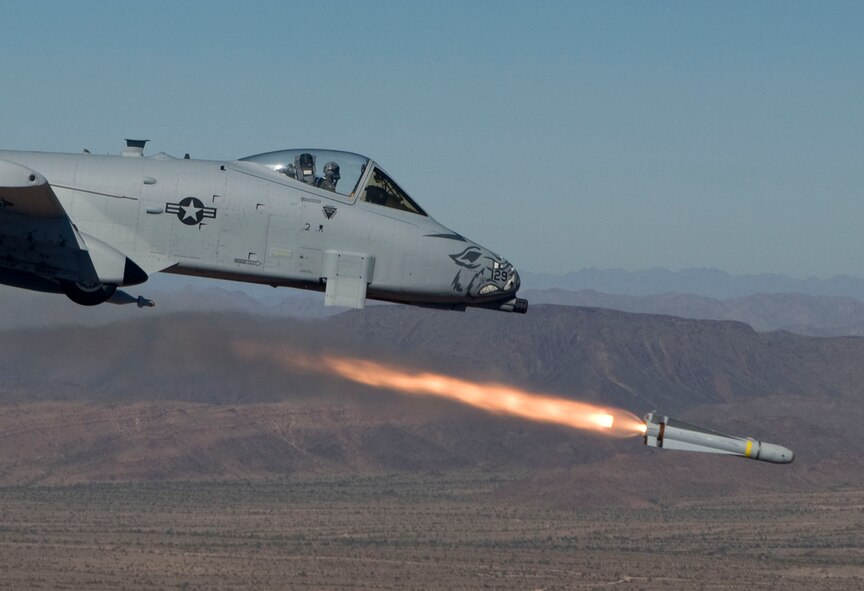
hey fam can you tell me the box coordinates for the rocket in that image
[642,412,794,464]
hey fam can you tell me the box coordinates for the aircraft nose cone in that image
[473,259,520,299]
[506,269,521,293]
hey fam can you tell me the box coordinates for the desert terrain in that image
[1,477,862,590]
[0,301,863,588]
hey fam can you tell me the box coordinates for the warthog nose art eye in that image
[450,247,484,269]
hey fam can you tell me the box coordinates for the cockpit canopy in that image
[241,149,426,216]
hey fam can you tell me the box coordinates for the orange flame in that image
[233,342,645,437]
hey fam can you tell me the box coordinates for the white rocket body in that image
[643,412,794,464]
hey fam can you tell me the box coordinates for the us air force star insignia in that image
[322,205,337,220]
[165,197,217,226]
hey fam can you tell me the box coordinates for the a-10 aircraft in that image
[0,140,527,313]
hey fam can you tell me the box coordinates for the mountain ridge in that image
[523,267,864,299]
[523,288,864,336]
[0,304,862,503]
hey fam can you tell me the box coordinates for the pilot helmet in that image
[323,161,341,181]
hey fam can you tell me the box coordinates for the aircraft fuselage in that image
[0,146,526,312]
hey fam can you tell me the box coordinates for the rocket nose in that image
[759,442,795,464]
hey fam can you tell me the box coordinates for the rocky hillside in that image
[0,304,862,501]
[524,288,864,336]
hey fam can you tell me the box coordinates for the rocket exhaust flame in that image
[233,342,644,437]
[325,356,639,434]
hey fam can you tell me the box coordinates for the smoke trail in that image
[233,341,644,437]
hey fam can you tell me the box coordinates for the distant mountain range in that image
[522,267,864,299]
[5,274,864,336]
[523,289,864,336]
[0,278,343,331]
[4,267,864,504]
[1,304,863,502]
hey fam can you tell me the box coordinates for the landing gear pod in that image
[643,412,794,464]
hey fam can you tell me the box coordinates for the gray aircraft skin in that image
[0,141,527,313]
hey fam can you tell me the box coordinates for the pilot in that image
[317,161,341,192]
[281,163,297,179]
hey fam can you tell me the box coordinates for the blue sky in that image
[2,1,863,278]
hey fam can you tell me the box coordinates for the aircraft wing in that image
[0,159,145,289]
[0,159,67,218]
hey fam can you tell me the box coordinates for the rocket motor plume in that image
[232,342,644,437]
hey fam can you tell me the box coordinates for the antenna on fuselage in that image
[122,139,148,157]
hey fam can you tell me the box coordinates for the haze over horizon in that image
[1,1,862,279]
